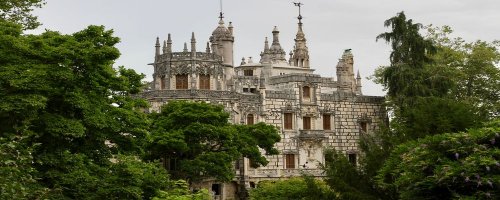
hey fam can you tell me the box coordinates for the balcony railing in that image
[247,168,324,178]
[298,130,326,140]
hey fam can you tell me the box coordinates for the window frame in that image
[284,113,293,130]
[303,116,311,130]
[199,74,210,90]
[247,114,254,125]
[285,154,295,169]
[323,114,331,130]
[175,74,188,89]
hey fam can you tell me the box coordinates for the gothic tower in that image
[210,16,234,66]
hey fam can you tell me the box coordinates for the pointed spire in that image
[206,42,211,53]
[166,34,172,53]
[292,10,309,68]
[356,70,362,95]
[191,32,196,54]
[155,37,160,56]
[269,26,286,62]
[162,40,167,54]
[183,42,188,52]
[272,26,280,45]
[264,37,269,51]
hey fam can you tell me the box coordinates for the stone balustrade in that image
[247,168,324,178]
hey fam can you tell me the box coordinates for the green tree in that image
[426,25,500,118]
[0,20,172,199]
[147,101,280,182]
[375,11,442,100]
[377,120,500,199]
[0,0,45,29]
[249,177,335,200]
[153,180,210,200]
[322,149,382,200]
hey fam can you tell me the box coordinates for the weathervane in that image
[293,2,303,23]
[219,0,224,20]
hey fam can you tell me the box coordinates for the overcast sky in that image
[31,0,500,96]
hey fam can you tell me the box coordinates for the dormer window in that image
[244,69,253,76]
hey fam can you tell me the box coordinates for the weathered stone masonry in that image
[140,11,387,200]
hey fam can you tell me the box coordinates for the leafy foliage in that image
[0,20,179,199]
[147,101,280,182]
[426,25,500,118]
[153,180,210,200]
[322,149,382,200]
[249,177,335,200]
[0,0,45,29]
[377,120,500,199]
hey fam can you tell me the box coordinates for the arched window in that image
[247,114,254,125]
[303,86,310,98]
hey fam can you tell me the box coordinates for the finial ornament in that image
[219,0,224,20]
[293,2,304,23]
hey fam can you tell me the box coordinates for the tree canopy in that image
[147,101,281,182]
[0,0,45,29]
[377,120,500,199]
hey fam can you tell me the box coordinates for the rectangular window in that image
[303,117,311,130]
[303,86,310,98]
[175,74,188,89]
[243,88,249,93]
[247,114,254,125]
[323,114,331,130]
[160,77,166,90]
[360,122,367,133]
[348,153,357,166]
[211,184,221,196]
[285,154,295,169]
[284,113,293,129]
[250,88,257,93]
[244,69,253,76]
[199,74,210,90]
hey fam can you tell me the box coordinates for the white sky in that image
[31,0,500,96]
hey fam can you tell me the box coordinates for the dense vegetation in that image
[250,12,499,200]
[0,1,279,199]
[1,1,499,199]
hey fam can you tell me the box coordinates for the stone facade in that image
[141,12,387,200]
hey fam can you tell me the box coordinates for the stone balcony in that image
[247,168,324,178]
[298,130,327,140]
[138,89,261,102]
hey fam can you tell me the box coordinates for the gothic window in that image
[360,122,367,134]
[285,154,295,169]
[303,116,311,130]
[160,77,166,90]
[323,114,331,130]
[199,74,210,90]
[348,153,357,166]
[284,113,293,130]
[247,114,254,125]
[303,86,310,98]
[244,69,253,76]
[175,74,188,89]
